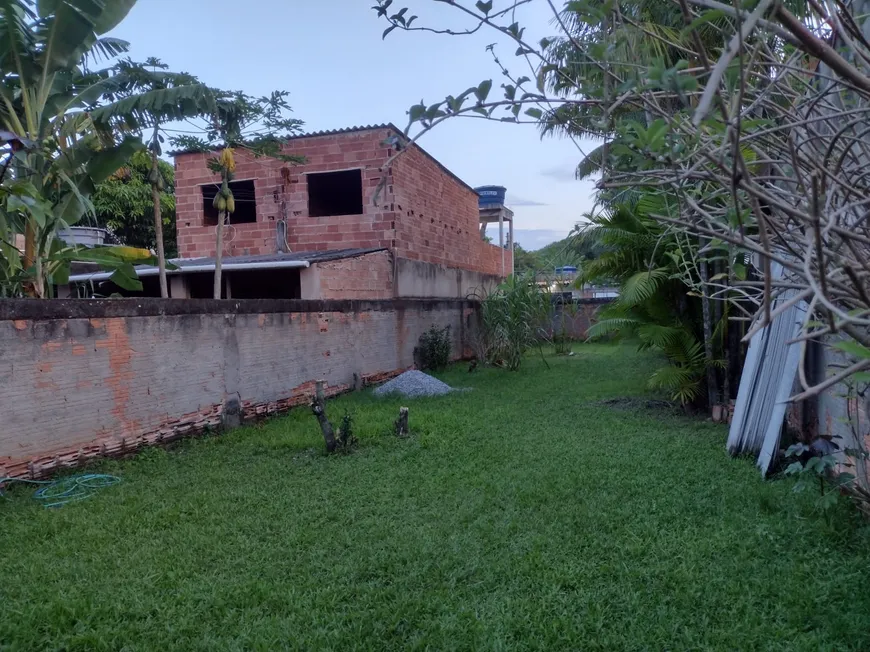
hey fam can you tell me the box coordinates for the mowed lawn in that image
[3,345,870,650]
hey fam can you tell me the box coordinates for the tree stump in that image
[311,380,337,452]
[395,407,409,437]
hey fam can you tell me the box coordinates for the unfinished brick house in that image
[68,125,513,299]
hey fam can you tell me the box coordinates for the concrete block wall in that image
[174,128,398,260]
[394,256,502,299]
[391,143,513,276]
[549,299,609,339]
[302,250,395,300]
[0,298,474,479]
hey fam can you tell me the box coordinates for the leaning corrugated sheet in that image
[727,264,807,475]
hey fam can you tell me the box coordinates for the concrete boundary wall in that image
[394,257,503,300]
[0,298,474,479]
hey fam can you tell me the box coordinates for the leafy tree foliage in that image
[92,150,177,257]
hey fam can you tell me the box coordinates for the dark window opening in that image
[229,268,301,299]
[307,169,363,217]
[201,180,257,225]
[187,272,225,299]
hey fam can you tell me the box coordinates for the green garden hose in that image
[0,474,121,508]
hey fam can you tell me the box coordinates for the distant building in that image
[67,124,513,299]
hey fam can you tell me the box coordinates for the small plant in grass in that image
[335,411,357,453]
[416,325,452,371]
[783,435,869,516]
[792,378,870,518]
[784,442,844,512]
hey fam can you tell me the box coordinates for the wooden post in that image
[311,380,337,452]
[508,213,515,276]
[395,407,409,437]
[499,209,504,276]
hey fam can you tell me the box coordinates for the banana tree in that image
[0,0,138,293]
[0,2,216,297]
[89,58,216,297]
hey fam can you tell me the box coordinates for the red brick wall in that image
[174,128,398,259]
[0,299,474,479]
[316,251,394,300]
[174,127,511,278]
[391,144,512,276]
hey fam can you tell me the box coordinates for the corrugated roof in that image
[68,248,387,283]
[286,124,394,140]
[174,248,385,268]
[170,125,395,156]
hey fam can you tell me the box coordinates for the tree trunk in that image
[213,209,225,299]
[23,217,36,297]
[698,239,717,408]
[311,380,337,452]
[151,151,168,298]
[395,407,409,437]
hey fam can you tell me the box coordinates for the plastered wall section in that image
[0,300,473,478]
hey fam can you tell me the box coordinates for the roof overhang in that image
[68,259,311,284]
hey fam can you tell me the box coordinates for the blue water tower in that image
[475,185,507,207]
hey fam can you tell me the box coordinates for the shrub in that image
[416,325,452,371]
[336,411,357,453]
[472,275,550,371]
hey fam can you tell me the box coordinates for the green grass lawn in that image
[3,344,870,650]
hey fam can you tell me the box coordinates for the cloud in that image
[540,163,580,182]
[505,193,547,207]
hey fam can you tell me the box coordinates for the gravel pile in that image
[373,370,455,398]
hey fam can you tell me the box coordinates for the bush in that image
[472,275,550,371]
[416,325,452,371]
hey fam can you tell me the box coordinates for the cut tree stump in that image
[395,407,409,437]
[311,380,337,452]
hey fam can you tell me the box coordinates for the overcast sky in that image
[110,0,600,250]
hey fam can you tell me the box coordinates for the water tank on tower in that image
[475,185,507,207]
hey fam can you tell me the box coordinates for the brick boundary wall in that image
[549,298,611,340]
[0,298,475,479]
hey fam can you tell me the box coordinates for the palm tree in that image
[578,204,725,406]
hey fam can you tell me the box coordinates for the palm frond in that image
[619,268,669,306]
[88,84,217,131]
[648,364,703,404]
[636,323,686,349]
[586,315,643,340]
[576,142,605,180]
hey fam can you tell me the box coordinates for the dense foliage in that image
[92,151,177,257]
[474,275,550,371]
[416,325,452,371]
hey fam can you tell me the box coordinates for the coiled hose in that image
[0,474,121,508]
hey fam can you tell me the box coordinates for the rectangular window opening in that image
[307,169,363,217]
[201,180,257,225]
[229,268,301,299]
